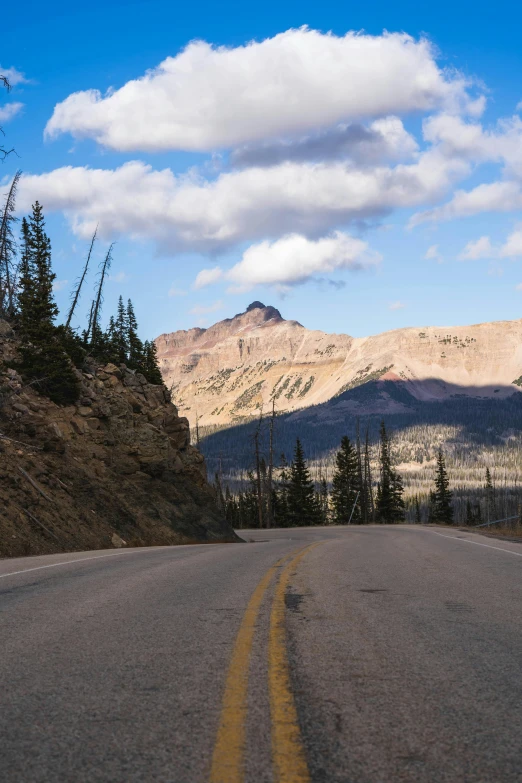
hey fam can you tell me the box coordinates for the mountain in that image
[156,302,522,430]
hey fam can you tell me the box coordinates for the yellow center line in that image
[209,546,308,783]
[269,543,321,783]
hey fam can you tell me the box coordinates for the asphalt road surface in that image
[1,525,521,782]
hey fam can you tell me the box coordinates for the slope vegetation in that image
[0,320,236,557]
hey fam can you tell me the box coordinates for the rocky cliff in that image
[156,302,522,428]
[0,320,237,558]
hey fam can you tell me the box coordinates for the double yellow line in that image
[209,544,318,783]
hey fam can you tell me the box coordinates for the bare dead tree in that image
[86,243,113,345]
[266,397,275,527]
[364,425,375,522]
[254,408,264,529]
[0,76,15,162]
[65,226,97,329]
[0,170,21,316]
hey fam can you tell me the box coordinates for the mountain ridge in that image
[155,303,522,429]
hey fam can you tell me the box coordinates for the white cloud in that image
[515,283,522,290]
[423,113,522,178]
[194,267,223,288]
[499,226,522,257]
[168,286,187,297]
[0,103,23,123]
[424,244,443,263]
[189,299,224,315]
[389,300,405,310]
[0,66,28,87]
[410,114,522,226]
[45,29,472,152]
[457,224,522,261]
[195,232,380,292]
[410,181,522,227]
[17,151,468,253]
[231,117,418,168]
[52,279,69,292]
[458,235,495,260]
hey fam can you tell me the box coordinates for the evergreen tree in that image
[430,449,454,524]
[375,421,405,523]
[16,218,33,320]
[331,435,361,524]
[114,295,128,364]
[18,203,57,337]
[287,438,321,526]
[143,340,164,384]
[414,496,422,524]
[126,299,145,371]
[17,203,79,405]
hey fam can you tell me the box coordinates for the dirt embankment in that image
[0,320,237,558]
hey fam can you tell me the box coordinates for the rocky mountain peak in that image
[238,302,283,321]
[246,300,266,312]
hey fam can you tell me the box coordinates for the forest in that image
[0,181,163,405]
[200,382,522,529]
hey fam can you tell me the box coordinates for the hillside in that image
[156,302,522,429]
[0,319,236,558]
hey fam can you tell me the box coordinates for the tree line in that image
[0,194,163,404]
[213,415,466,529]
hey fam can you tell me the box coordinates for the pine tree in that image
[18,203,57,338]
[375,421,405,523]
[287,438,321,526]
[430,449,453,524]
[16,218,34,321]
[126,299,145,371]
[114,295,129,364]
[331,435,361,524]
[143,340,164,384]
[17,203,79,404]
[414,496,422,524]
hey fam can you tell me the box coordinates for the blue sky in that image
[3,0,522,338]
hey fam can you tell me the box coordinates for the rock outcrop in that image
[156,303,522,428]
[0,322,237,558]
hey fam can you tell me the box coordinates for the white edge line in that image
[430,531,522,558]
[0,546,184,580]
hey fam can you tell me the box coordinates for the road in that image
[1,525,521,782]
